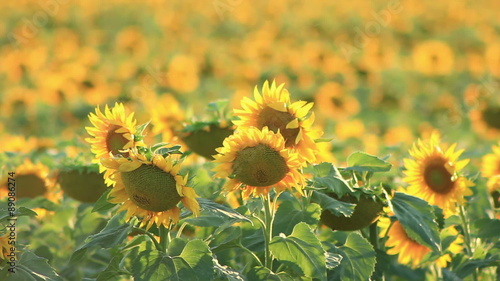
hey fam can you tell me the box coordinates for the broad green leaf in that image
[452,256,500,278]
[168,238,188,256]
[132,250,195,281]
[273,199,321,236]
[345,152,392,173]
[17,197,59,211]
[390,192,440,251]
[96,256,130,281]
[329,232,376,281]
[248,266,295,281]
[70,213,132,264]
[474,218,500,239]
[179,240,214,280]
[210,226,242,251]
[310,191,355,217]
[0,250,62,281]
[270,222,326,281]
[91,189,116,213]
[0,207,37,223]
[310,163,352,197]
[185,198,251,227]
[213,257,246,281]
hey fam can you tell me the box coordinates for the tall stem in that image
[159,224,171,253]
[262,194,274,269]
[458,204,478,281]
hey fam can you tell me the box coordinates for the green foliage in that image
[344,152,392,173]
[309,163,352,197]
[310,191,355,217]
[272,198,321,236]
[0,250,62,281]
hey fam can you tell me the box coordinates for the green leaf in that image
[329,232,376,281]
[273,199,321,236]
[185,198,251,227]
[270,222,326,281]
[96,256,130,281]
[345,152,392,173]
[179,240,214,280]
[248,266,295,281]
[135,120,151,136]
[0,250,62,281]
[325,252,342,270]
[310,163,352,197]
[168,238,188,257]
[0,207,37,223]
[474,218,500,239]
[213,257,246,281]
[310,191,355,217]
[69,213,132,265]
[91,189,116,213]
[17,197,59,211]
[210,226,242,251]
[390,192,441,251]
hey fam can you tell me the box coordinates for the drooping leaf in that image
[328,232,376,281]
[132,250,195,281]
[345,152,392,173]
[390,192,440,251]
[310,163,352,197]
[184,198,251,227]
[248,266,295,281]
[269,222,326,281]
[0,250,62,281]
[474,218,500,239]
[96,256,130,281]
[213,257,246,281]
[0,207,37,224]
[91,189,116,213]
[179,239,214,280]
[273,199,321,236]
[210,226,242,251]
[310,191,355,217]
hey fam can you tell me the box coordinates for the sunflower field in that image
[1,0,500,280]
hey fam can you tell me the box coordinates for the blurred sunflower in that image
[0,160,60,217]
[57,164,109,203]
[85,103,145,181]
[314,82,360,121]
[481,142,500,192]
[485,43,500,77]
[213,126,305,200]
[101,150,199,230]
[233,80,321,163]
[379,216,463,268]
[403,133,474,216]
[412,40,454,76]
[0,234,9,261]
[149,94,185,142]
[469,102,500,139]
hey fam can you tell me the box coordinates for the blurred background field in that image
[1,0,499,170]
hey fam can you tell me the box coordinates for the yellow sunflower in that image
[213,126,305,200]
[101,150,200,230]
[481,142,500,192]
[314,82,360,122]
[233,80,321,163]
[412,40,454,76]
[85,102,145,181]
[469,102,500,139]
[0,234,10,261]
[403,133,474,216]
[149,94,185,142]
[0,160,60,218]
[379,216,463,268]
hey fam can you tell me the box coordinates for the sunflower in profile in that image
[482,142,500,193]
[403,133,474,216]
[85,102,145,180]
[379,215,463,268]
[233,80,321,163]
[469,102,500,139]
[213,126,305,200]
[0,160,60,218]
[101,150,200,230]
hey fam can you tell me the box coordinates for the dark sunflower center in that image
[232,144,288,187]
[330,97,344,108]
[481,107,500,130]
[15,174,47,198]
[106,125,131,156]
[423,158,454,194]
[121,164,181,212]
[257,106,300,147]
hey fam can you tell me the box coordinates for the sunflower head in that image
[470,102,500,139]
[85,102,145,168]
[101,149,199,230]
[233,80,321,163]
[403,132,474,216]
[57,164,109,203]
[213,126,305,200]
[481,142,500,192]
[180,121,235,160]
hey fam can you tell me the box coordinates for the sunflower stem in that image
[238,243,264,267]
[369,222,379,250]
[458,204,478,281]
[132,227,163,252]
[159,224,170,253]
[262,194,275,269]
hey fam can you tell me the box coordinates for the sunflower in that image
[469,102,500,139]
[233,80,321,163]
[403,133,473,216]
[485,43,500,77]
[180,121,235,160]
[101,150,199,230]
[213,126,305,200]
[149,94,185,142]
[57,164,109,203]
[85,102,145,181]
[0,160,60,218]
[0,234,10,261]
[412,40,454,76]
[314,82,360,122]
[379,216,463,268]
[481,142,500,192]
